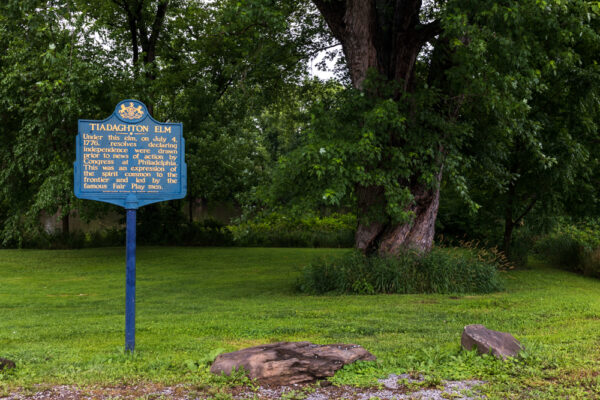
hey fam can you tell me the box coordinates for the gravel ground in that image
[1,375,485,399]
[246,374,484,400]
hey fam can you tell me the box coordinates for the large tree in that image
[298,0,600,255]
[157,0,326,213]
[312,0,443,254]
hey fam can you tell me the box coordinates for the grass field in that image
[1,247,600,398]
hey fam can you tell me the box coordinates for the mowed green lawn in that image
[1,247,600,398]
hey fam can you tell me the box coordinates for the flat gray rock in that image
[461,324,523,359]
[210,341,376,385]
[0,358,15,371]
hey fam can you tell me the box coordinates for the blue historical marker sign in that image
[74,100,186,352]
[75,99,186,208]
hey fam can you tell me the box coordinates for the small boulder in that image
[210,341,376,385]
[461,324,523,360]
[0,358,15,371]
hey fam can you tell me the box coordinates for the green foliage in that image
[3,0,599,258]
[229,212,355,248]
[535,219,600,277]
[296,248,503,295]
[0,0,121,245]
[437,0,600,259]
[536,235,581,272]
[17,229,124,250]
[134,203,233,247]
[4,210,357,249]
[506,228,536,267]
[10,219,234,249]
[144,0,328,207]
[0,0,330,244]
[20,230,89,250]
[264,76,454,225]
[178,220,234,247]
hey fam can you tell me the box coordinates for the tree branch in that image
[514,196,538,226]
[148,0,169,55]
[312,0,346,42]
[113,0,140,66]
[136,0,149,50]
[416,19,442,44]
[394,0,423,31]
[305,42,341,58]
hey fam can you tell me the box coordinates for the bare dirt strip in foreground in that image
[2,375,485,399]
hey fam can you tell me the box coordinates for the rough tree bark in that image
[312,0,443,254]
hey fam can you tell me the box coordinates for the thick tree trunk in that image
[379,180,441,254]
[314,0,443,254]
[355,173,442,255]
[316,0,431,90]
[354,185,385,252]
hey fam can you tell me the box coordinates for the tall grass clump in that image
[297,247,503,295]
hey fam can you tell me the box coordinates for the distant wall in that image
[40,210,123,234]
[41,200,241,233]
[190,199,240,223]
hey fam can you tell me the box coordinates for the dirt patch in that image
[1,375,485,399]
[243,374,484,400]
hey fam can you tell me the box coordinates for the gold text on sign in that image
[90,123,149,133]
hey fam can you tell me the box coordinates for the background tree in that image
[437,0,600,259]
[0,0,330,244]
[144,0,329,221]
[0,0,119,244]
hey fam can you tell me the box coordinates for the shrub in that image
[455,240,514,271]
[86,228,126,247]
[137,218,233,247]
[296,247,503,295]
[534,220,600,277]
[11,218,233,249]
[21,230,87,249]
[178,219,233,246]
[582,247,600,277]
[229,212,355,248]
[508,229,536,267]
[19,228,124,249]
[534,234,582,272]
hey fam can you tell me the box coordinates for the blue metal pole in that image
[125,209,136,352]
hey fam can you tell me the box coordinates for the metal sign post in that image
[125,208,136,352]
[74,100,186,352]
